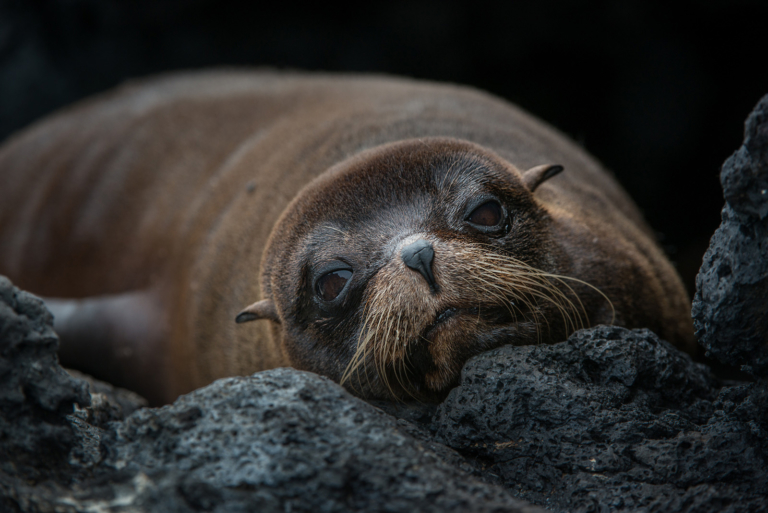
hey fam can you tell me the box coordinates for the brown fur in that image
[0,70,694,404]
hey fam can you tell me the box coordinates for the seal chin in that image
[412,302,549,398]
[405,306,499,397]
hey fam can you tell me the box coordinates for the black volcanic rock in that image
[431,326,768,513]
[0,276,540,513]
[65,368,148,429]
[87,369,538,513]
[692,94,768,376]
[0,275,91,485]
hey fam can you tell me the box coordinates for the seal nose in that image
[401,239,438,293]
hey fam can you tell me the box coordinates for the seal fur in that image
[0,70,694,404]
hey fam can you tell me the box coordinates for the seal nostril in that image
[401,239,438,293]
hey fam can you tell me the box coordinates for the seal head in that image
[240,137,603,401]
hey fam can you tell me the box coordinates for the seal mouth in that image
[423,306,480,340]
[374,304,534,401]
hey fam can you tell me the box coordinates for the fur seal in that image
[0,70,694,404]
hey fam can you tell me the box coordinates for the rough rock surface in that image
[89,370,537,513]
[65,368,148,429]
[0,275,91,487]
[431,326,768,512]
[692,94,768,376]
[0,275,540,513]
[4,270,767,512]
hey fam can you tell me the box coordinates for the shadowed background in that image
[1,0,766,298]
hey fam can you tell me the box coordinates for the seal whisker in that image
[514,276,581,332]
[474,247,615,324]
[512,276,582,337]
[342,296,380,389]
[395,314,412,394]
[377,309,400,397]
[392,323,414,401]
[459,274,526,323]
[454,249,593,341]
[365,285,398,395]
[367,304,388,390]
[471,246,613,330]
[455,272,544,340]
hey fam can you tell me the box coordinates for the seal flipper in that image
[44,291,169,404]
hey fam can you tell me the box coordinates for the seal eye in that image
[467,201,502,227]
[316,269,352,302]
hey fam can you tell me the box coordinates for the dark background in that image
[1,0,766,298]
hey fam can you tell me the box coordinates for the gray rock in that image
[692,94,768,376]
[86,369,538,513]
[432,326,768,513]
[66,368,148,428]
[0,275,91,485]
[3,263,768,513]
[0,275,541,513]
[9,370,542,513]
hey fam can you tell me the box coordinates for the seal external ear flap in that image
[521,164,564,192]
[235,299,280,324]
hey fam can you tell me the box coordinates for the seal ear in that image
[235,299,280,324]
[521,164,564,192]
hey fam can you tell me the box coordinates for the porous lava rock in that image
[0,275,148,511]
[692,94,768,376]
[0,275,91,486]
[65,368,147,429]
[431,326,768,513]
[88,369,538,513]
[0,275,540,513]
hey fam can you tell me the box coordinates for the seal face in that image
[250,138,606,400]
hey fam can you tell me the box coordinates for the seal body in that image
[0,70,694,404]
